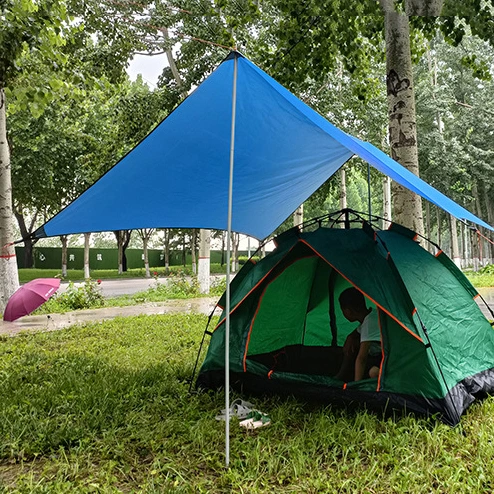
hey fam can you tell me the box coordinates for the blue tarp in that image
[33,52,492,241]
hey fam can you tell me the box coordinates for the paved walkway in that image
[0,297,221,337]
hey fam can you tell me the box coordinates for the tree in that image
[8,66,117,267]
[114,230,132,273]
[138,228,155,277]
[0,0,73,309]
[414,33,494,262]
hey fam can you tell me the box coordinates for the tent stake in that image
[225,52,238,468]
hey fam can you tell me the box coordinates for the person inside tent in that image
[334,287,382,382]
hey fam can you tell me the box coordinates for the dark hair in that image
[339,287,367,311]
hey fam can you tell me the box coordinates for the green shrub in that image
[143,275,201,300]
[479,264,494,275]
[37,279,105,313]
[238,255,261,265]
[210,276,227,296]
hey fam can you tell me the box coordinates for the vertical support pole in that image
[367,163,372,221]
[344,209,350,230]
[225,53,238,468]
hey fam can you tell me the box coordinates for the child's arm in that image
[342,329,360,356]
[354,341,371,381]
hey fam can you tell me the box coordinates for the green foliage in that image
[479,264,494,275]
[238,255,261,265]
[1,314,494,491]
[415,34,494,225]
[0,0,70,87]
[39,279,104,312]
[464,271,494,289]
[210,276,227,296]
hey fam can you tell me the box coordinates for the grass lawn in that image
[18,267,494,288]
[464,272,494,289]
[1,313,494,493]
[18,266,228,284]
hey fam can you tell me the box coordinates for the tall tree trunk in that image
[221,231,225,266]
[293,204,304,228]
[471,184,483,266]
[340,166,347,229]
[232,233,240,273]
[182,235,186,266]
[382,9,424,235]
[0,89,19,310]
[84,232,91,279]
[485,188,494,264]
[382,175,392,229]
[115,231,124,274]
[122,230,131,272]
[471,229,480,272]
[163,229,170,274]
[143,234,150,278]
[114,230,131,273]
[436,206,441,246]
[450,215,461,268]
[138,228,154,278]
[230,232,236,274]
[198,229,210,294]
[198,229,211,278]
[14,209,36,268]
[61,235,68,277]
[425,201,432,252]
[462,220,469,268]
[191,229,197,275]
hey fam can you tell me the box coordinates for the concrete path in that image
[0,297,221,337]
[58,276,226,298]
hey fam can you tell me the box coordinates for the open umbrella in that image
[3,278,61,322]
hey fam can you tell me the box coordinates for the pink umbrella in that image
[3,278,61,322]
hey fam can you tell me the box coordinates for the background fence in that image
[15,247,248,270]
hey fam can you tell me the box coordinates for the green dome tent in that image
[197,211,494,425]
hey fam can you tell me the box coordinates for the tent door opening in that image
[245,253,379,379]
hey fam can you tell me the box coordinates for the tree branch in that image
[455,100,494,116]
[132,51,166,56]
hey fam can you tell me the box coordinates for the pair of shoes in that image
[239,410,271,429]
[215,399,255,421]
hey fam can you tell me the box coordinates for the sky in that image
[127,53,169,87]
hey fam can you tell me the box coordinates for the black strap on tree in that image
[328,269,338,347]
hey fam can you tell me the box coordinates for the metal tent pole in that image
[225,52,238,468]
[367,162,372,221]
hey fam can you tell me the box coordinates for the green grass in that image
[20,265,494,288]
[464,272,494,289]
[18,265,228,284]
[1,314,494,493]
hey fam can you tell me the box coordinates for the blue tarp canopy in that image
[33,52,493,241]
